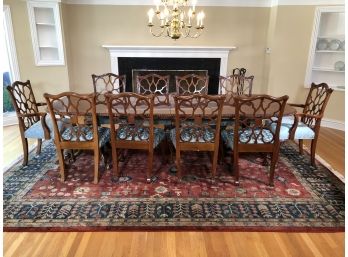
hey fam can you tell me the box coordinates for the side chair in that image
[105,92,165,182]
[275,82,333,166]
[170,94,225,179]
[221,95,289,186]
[44,92,110,184]
[7,80,53,166]
[91,73,126,124]
[175,74,209,95]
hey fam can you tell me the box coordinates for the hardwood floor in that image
[3,125,345,257]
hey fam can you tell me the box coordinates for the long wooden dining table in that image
[94,94,296,118]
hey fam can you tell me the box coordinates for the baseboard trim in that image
[321,118,345,131]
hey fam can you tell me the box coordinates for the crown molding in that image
[277,0,344,5]
[61,0,345,6]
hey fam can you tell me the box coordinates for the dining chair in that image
[175,74,209,95]
[275,83,333,166]
[91,73,126,124]
[7,80,53,166]
[135,73,170,106]
[221,95,289,186]
[219,74,254,104]
[44,92,110,184]
[170,94,225,179]
[105,92,165,182]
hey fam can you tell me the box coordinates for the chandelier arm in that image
[149,26,166,37]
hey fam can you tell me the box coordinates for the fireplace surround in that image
[103,45,236,94]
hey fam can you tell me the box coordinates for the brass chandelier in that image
[147,0,205,40]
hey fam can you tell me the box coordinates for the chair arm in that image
[36,102,47,107]
[288,113,321,139]
[18,112,50,139]
[17,112,47,118]
[289,103,306,108]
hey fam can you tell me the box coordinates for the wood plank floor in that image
[3,125,345,257]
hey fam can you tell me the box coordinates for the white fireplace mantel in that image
[102,45,236,77]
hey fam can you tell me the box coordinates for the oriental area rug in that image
[3,141,344,232]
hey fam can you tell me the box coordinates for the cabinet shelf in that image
[315,50,344,53]
[312,67,345,72]
[36,22,55,26]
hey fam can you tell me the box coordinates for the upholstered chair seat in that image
[270,116,315,140]
[170,127,215,148]
[61,126,110,147]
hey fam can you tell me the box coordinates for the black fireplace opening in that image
[118,57,221,94]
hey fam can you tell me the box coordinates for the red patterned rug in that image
[3,141,344,232]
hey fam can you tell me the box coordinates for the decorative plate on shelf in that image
[316,38,329,50]
[334,61,345,71]
[328,39,341,51]
[339,40,345,51]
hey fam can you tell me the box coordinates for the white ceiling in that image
[61,0,345,7]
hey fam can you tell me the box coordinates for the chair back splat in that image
[135,73,170,106]
[171,94,225,178]
[175,74,209,95]
[302,82,334,129]
[219,74,254,105]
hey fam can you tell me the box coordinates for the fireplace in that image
[103,45,235,94]
[118,57,219,93]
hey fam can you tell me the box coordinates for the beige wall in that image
[266,5,344,122]
[63,5,270,94]
[4,0,70,102]
[4,2,344,123]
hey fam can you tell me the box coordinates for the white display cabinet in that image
[305,6,345,91]
[27,1,64,66]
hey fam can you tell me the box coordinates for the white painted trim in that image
[3,5,20,81]
[62,0,344,6]
[27,1,65,66]
[63,0,271,7]
[103,45,235,90]
[321,118,345,131]
[278,0,344,5]
[2,113,18,127]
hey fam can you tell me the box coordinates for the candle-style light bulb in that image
[200,11,205,26]
[148,8,155,23]
[192,0,197,11]
[154,0,161,11]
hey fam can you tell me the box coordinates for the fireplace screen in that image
[132,69,208,93]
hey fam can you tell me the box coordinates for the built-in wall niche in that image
[27,1,64,66]
[305,6,345,91]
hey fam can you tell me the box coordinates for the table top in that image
[95,95,296,118]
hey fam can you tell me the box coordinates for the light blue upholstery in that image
[220,119,234,128]
[170,127,216,148]
[61,126,110,147]
[116,126,165,148]
[271,116,315,140]
[221,128,274,150]
[24,116,63,139]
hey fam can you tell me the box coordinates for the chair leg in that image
[112,147,120,179]
[310,138,318,167]
[57,149,65,182]
[94,150,100,184]
[269,152,278,187]
[176,148,182,179]
[233,151,239,186]
[212,149,219,179]
[298,139,304,155]
[36,139,42,155]
[22,138,29,166]
[147,149,154,182]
